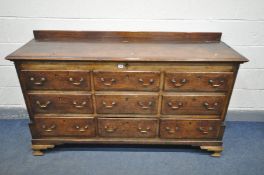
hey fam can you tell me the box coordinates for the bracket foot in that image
[200,146,223,157]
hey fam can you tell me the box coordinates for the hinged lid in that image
[6,31,248,63]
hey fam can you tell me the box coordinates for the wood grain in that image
[95,94,159,114]
[98,118,158,138]
[164,72,233,92]
[33,30,222,42]
[161,94,226,115]
[6,30,248,156]
[160,119,221,139]
[93,71,160,91]
[33,117,96,137]
[22,70,91,91]
[28,93,93,114]
[6,31,248,62]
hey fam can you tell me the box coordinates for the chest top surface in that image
[6,30,248,63]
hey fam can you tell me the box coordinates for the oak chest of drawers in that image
[6,31,248,157]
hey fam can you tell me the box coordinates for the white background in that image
[0,0,264,111]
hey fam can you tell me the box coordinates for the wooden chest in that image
[6,31,248,157]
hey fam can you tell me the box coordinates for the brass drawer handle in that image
[165,126,179,134]
[138,127,151,133]
[30,77,46,86]
[171,78,187,87]
[138,78,154,86]
[41,124,56,132]
[168,102,183,110]
[102,101,116,108]
[73,101,87,108]
[138,101,153,109]
[36,100,51,109]
[198,127,213,134]
[75,125,89,132]
[104,125,117,133]
[100,78,116,86]
[208,79,225,87]
[69,77,84,86]
[204,102,218,110]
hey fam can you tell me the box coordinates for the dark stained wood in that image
[28,93,93,114]
[6,30,248,156]
[31,138,222,146]
[161,94,226,115]
[18,61,235,72]
[159,119,221,139]
[33,30,222,42]
[164,72,233,92]
[95,94,159,114]
[98,118,158,138]
[33,117,96,137]
[94,71,160,91]
[6,31,248,63]
[22,70,91,91]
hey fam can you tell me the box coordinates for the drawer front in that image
[33,117,96,137]
[160,119,221,139]
[162,95,225,115]
[28,93,93,114]
[94,71,160,91]
[22,70,91,90]
[95,94,159,114]
[98,118,158,138]
[164,72,233,92]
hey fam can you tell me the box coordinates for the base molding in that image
[31,138,223,156]
[32,138,222,146]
